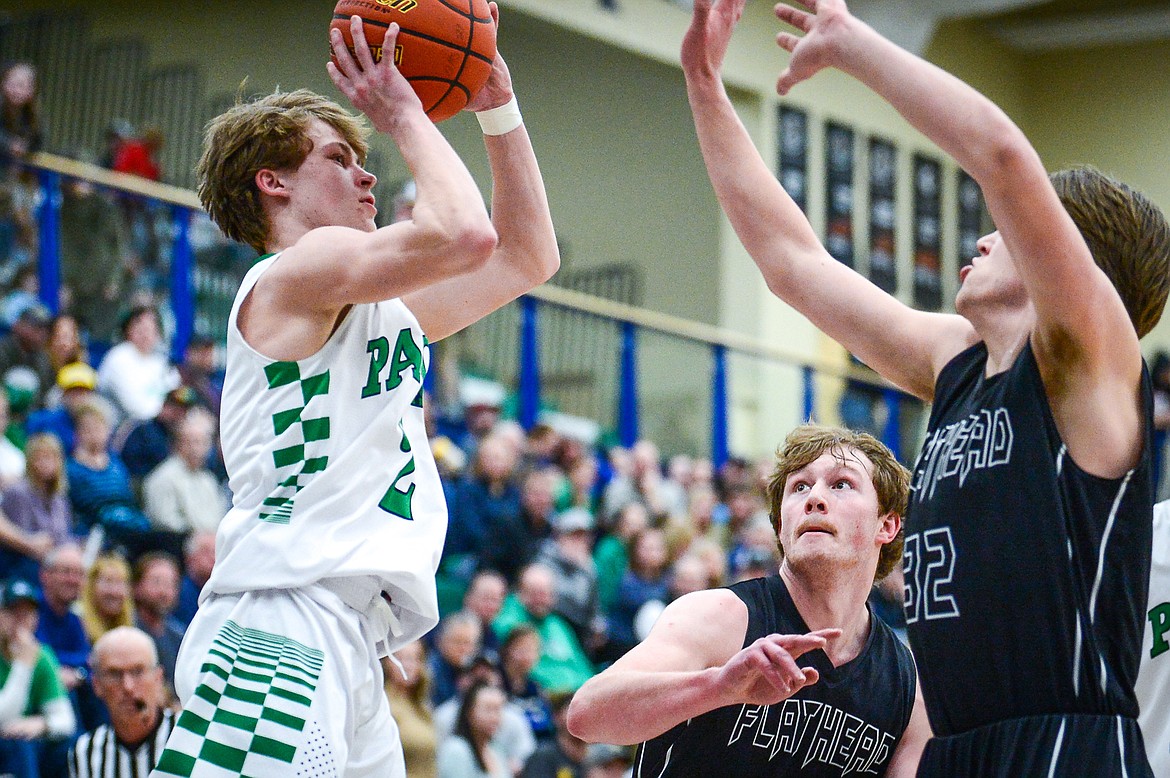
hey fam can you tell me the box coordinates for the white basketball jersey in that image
[204,254,446,650]
[1138,500,1170,777]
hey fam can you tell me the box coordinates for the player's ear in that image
[876,511,901,544]
[255,169,289,198]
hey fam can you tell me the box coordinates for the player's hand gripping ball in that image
[330,0,497,123]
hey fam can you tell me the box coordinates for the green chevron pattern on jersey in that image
[258,361,331,525]
[153,620,324,777]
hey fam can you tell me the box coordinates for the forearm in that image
[684,74,823,280]
[567,667,727,745]
[0,662,34,722]
[481,124,560,287]
[833,17,1036,190]
[0,512,40,558]
[385,111,493,245]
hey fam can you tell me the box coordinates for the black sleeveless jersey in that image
[634,575,916,777]
[905,341,1154,737]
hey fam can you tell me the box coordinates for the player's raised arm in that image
[566,588,834,745]
[259,17,497,318]
[681,0,974,400]
[775,0,1170,474]
[404,4,560,342]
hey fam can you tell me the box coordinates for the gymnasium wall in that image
[7,0,1170,455]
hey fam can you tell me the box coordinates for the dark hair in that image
[120,305,161,340]
[131,551,180,586]
[453,680,498,773]
[1050,167,1170,338]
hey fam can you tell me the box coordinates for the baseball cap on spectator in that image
[57,362,97,391]
[0,578,40,609]
[554,507,594,534]
[584,743,632,769]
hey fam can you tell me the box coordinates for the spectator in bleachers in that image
[96,306,179,424]
[70,626,176,778]
[111,127,162,183]
[142,408,225,534]
[601,440,674,528]
[582,743,633,778]
[536,508,600,652]
[175,334,222,416]
[0,61,39,282]
[129,553,184,701]
[561,454,599,516]
[173,531,214,629]
[34,545,89,701]
[60,177,132,347]
[482,469,558,585]
[727,518,782,584]
[432,658,535,777]
[430,612,483,709]
[493,564,593,696]
[0,61,40,167]
[436,680,511,778]
[4,433,71,545]
[78,554,133,646]
[606,528,670,658]
[446,435,521,584]
[523,423,560,473]
[0,432,70,583]
[461,570,507,664]
[0,302,54,412]
[382,640,437,778]
[518,694,587,778]
[117,385,197,486]
[592,502,648,618]
[26,362,102,454]
[45,316,84,380]
[0,577,75,778]
[498,625,553,743]
[66,401,149,547]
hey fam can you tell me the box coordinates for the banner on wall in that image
[868,138,897,293]
[825,122,855,268]
[913,154,942,311]
[777,106,809,213]
[957,171,985,277]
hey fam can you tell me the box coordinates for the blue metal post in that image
[711,344,729,468]
[36,170,62,315]
[618,321,639,447]
[517,296,540,430]
[882,388,902,461]
[802,365,816,422]
[169,205,194,363]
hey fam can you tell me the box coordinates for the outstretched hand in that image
[774,0,855,95]
[464,3,515,112]
[328,16,424,132]
[714,628,840,707]
[681,0,747,80]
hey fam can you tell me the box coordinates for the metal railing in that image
[19,151,919,465]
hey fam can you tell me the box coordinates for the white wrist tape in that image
[475,96,522,136]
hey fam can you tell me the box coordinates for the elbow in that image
[435,219,497,278]
[565,691,596,742]
[530,245,560,287]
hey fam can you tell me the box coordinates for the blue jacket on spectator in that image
[35,595,89,671]
[25,407,75,453]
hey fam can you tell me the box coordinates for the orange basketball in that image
[330,0,496,123]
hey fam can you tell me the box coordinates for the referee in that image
[70,627,176,778]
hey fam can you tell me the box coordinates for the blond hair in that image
[764,424,909,582]
[79,553,134,644]
[197,89,371,253]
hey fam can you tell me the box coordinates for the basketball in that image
[330,0,496,123]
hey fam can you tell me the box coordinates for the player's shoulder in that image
[652,588,749,642]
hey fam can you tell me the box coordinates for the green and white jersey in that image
[205,254,445,648]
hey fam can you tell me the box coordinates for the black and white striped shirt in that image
[69,709,176,778]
